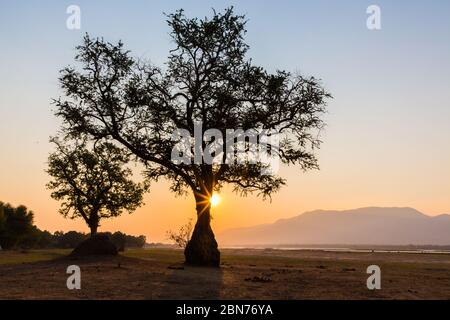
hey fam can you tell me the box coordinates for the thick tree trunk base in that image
[70,234,118,257]
[184,223,220,267]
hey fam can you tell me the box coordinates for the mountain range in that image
[218,207,450,246]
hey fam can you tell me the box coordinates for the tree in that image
[110,231,126,251]
[107,231,147,250]
[126,234,146,248]
[0,202,35,249]
[54,230,88,248]
[34,229,56,248]
[0,204,5,239]
[167,219,193,249]
[46,138,148,236]
[53,8,331,266]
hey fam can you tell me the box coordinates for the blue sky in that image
[1,1,450,239]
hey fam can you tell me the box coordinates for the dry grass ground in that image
[0,248,449,299]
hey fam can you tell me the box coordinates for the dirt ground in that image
[0,248,449,299]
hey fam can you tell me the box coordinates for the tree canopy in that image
[46,138,148,235]
[53,7,331,266]
[0,202,35,249]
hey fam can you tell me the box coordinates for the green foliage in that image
[49,231,146,249]
[0,202,35,249]
[53,230,88,248]
[106,231,146,251]
[0,201,147,250]
[0,204,5,236]
[110,231,126,251]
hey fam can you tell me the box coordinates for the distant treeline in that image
[0,202,146,250]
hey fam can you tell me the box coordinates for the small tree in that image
[46,138,148,236]
[166,219,193,249]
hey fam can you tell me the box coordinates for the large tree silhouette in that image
[54,8,331,266]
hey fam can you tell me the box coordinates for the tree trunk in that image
[184,194,220,267]
[89,223,98,237]
[85,212,99,237]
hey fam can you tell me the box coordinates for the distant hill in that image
[218,207,450,246]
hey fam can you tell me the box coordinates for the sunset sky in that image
[1,0,450,242]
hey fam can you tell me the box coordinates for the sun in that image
[210,193,221,207]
